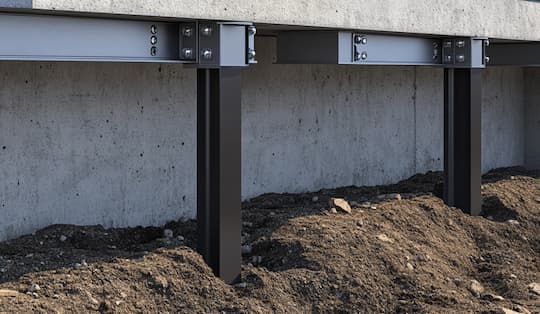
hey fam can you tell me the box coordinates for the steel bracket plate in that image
[179,21,257,68]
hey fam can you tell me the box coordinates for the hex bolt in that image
[354,35,367,45]
[456,40,466,48]
[201,26,213,37]
[182,48,194,59]
[456,54,466,63]
[150,25,158,34]
[248,26,257,36]
[248,49,256,60]
[150,46,158,56]
[150,36,158,45]
[443,41,453,48]
[182,27,193,38]
[201,48,213,60]
[485,56,491,63]
[360,52,368,60]
[445,55,453,63]
[484,39,490,47]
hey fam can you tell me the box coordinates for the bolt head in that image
[443,41,453,48]
[150,36,158,45]
[360,52,368,60]
[354,35,367,45]
[248,49,256,60]
[456,40,466,48]
[150,25,158,34]
[484,56,491,63]
[456,54,466,63]
[182,27,193,38]
[248,26,257,36]
[182,48,194,59]
[201,26,213,37]
[445,55,453,62]
[150,47,158,56]
[484,39,490,47]
[202,49,213,60]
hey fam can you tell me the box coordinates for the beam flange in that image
[487,43,540,66]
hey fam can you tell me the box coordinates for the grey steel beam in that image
[277,31,489,68]
[0,13,184,63]
[277,31,442,65]
[488,43,540,66]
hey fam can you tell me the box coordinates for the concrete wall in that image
[9,0,540,42]
[525,68,540,169]
[0,38,526,241]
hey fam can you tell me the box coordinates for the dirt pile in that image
[0,167,539,313]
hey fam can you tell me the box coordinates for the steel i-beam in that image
[443,38,486,215]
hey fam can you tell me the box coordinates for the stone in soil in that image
[468,280,485,297]
[528,282,540,295]
[328,198,351,214]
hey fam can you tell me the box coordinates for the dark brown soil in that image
[0,167,539,313]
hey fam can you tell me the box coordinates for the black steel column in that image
[197,67,242,284]
[444,68,482,215]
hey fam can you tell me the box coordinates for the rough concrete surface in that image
[12,0,540,41]
[0,38,528,241]
[525,68,540,169]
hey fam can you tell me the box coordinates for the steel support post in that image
[197,67,242,284]
[444,68,482,215]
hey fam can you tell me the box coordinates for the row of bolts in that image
[172,25,257,61]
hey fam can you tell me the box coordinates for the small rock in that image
[329,198,352,214]
[241,245,252,255]
[513,305,531,314]
[484,293,504,301]
[0,289,20,297]
[453,278,463,287]
[74,263,82,269]
[25,253,34,258]
[81,259,88,267]
[120,292,127,299]
[509,274,517,279]
[0,268,6,273]
[377,193,402,201]
[361,202,371,208]
[312,196,319,202]
[28,283,40,293]
[499,308,520,314]
[487,216,494,221]
[89,296,99,304]
[115,300,123,306]
[507,220,519,225]
[377,234,394,243]
[236,282,247,288]
[176,235,185,241]
[528,282,540,295]
[406,263,414,271]
[329,208,338,214]
[370,206,377,210]
[510,176,516,180]
[468,280,485,297]
[163,229,174,239]
[53,294,60,299]
[59,235,67,242]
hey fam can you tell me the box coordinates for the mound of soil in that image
[0,167,539,313]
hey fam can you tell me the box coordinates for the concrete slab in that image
[14,0,540,41]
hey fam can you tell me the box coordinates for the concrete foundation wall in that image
[14,0,540,42]
[0,38,526,241]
